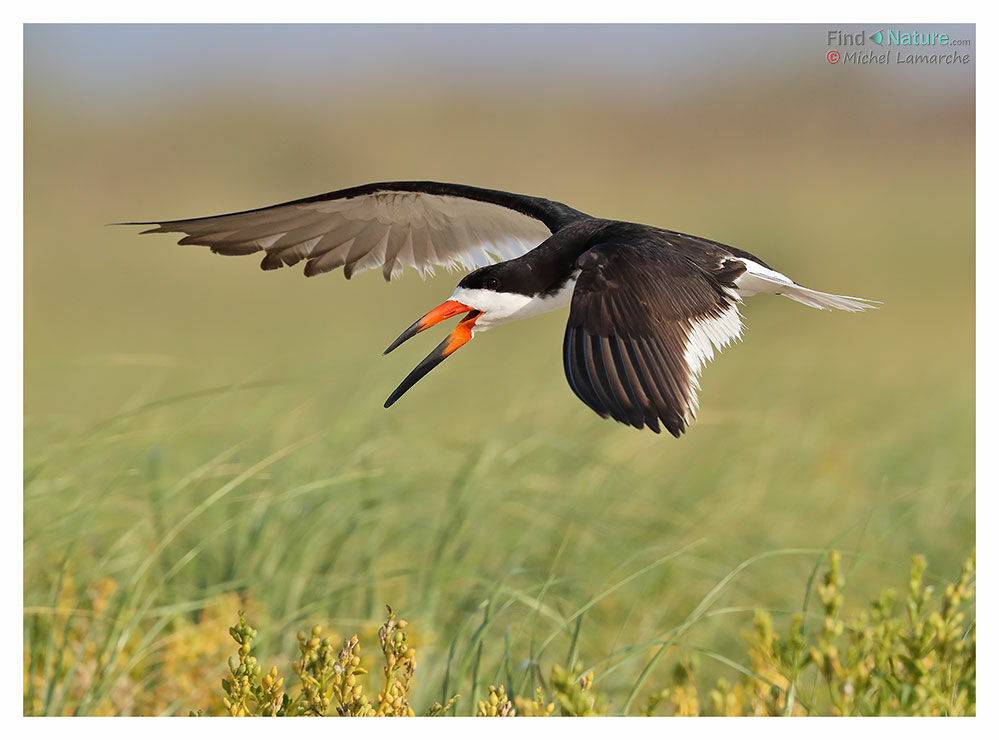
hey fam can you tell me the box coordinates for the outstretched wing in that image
[125,181,588,281]
[563,240,747,436]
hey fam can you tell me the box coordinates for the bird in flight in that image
[126,181,877,435]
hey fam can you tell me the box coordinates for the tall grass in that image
[24,79,973,714]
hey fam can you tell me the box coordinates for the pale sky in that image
[25,24,975,113]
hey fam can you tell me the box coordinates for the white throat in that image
[451,277,577,331]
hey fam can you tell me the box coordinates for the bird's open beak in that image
[383,300,473,355]
[383,300,482,407]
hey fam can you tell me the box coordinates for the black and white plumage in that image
[127,181,877,435]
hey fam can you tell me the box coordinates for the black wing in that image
[564,239,747,436]
[124,181,589,281]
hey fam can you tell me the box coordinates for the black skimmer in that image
[127,181,877,435]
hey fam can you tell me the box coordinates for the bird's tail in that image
[733,258,880,312]
[776,284,880,312]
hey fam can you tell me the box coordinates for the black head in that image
[456,258,562,298]
[457,264,507,292]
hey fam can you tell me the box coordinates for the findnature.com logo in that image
[825,29,973,65]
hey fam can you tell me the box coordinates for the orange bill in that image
[383,300,474,355]
[384,310,482,408]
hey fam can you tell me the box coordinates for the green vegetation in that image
[196,551,975,716]
[24,74,973,716]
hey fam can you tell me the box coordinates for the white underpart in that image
[450,277,578,332]
[682,304,745,416]
[732,258,878,312]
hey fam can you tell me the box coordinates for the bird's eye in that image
[484,276,500,290]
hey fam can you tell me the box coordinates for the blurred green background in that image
[24,24,974,715]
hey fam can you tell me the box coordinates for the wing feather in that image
[564,327,603,415]
[564,239,746,435]
[607,335,658,431]
[126,181,588,281]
